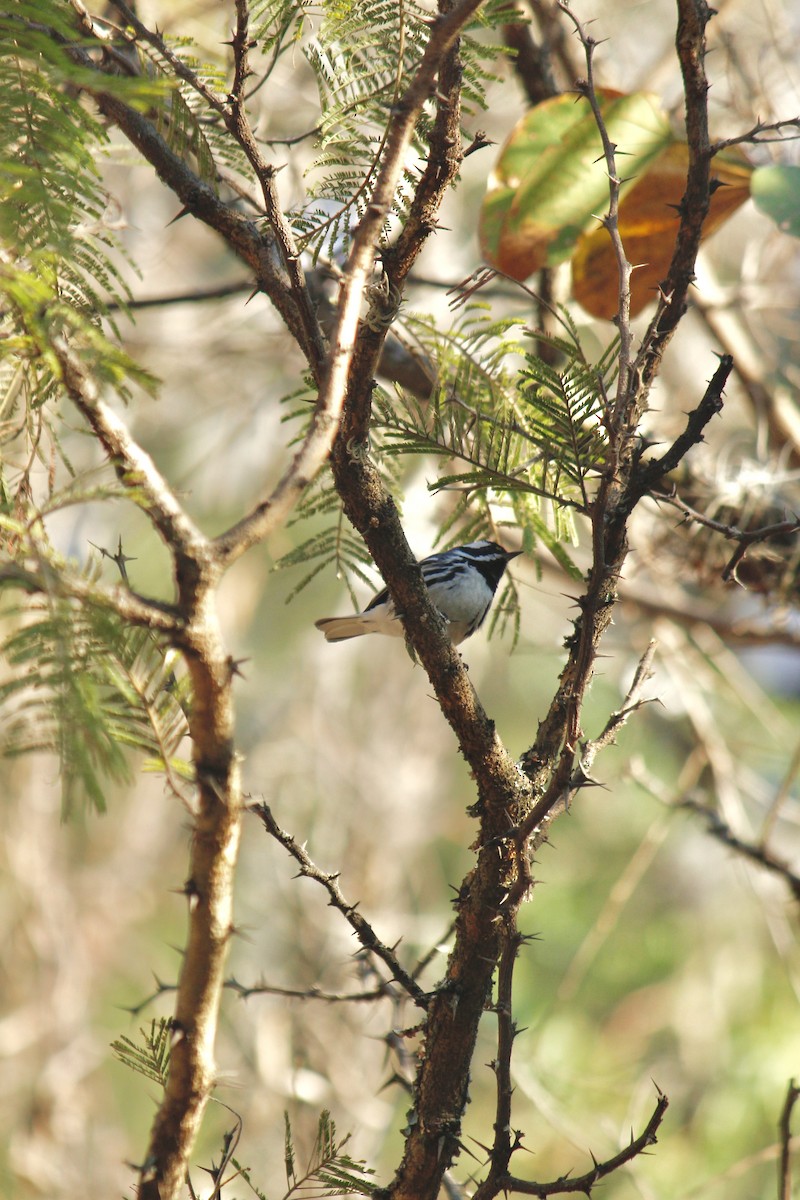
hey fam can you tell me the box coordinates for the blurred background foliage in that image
[2,0,800,1198]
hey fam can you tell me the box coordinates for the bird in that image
[314,540,521,646]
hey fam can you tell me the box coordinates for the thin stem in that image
[778,1079,800,1200]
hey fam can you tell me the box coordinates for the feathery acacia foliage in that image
[262,0,514,260]
[1,4,154,322]
[369,305,616,577]
[0,598,190,812]
[381,306,614,511]
[234,1111,377,1200]
[1,2,170,808]
[111,1019,173,1089]
[1,2,158,431]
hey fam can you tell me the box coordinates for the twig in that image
[559,1,634,414]
[200,1102,243,1200]
[251,803,429,1009]
[472,932,526,1200]
[107,281,253,311]
[500,1089,669,1197]
[636,0,714,394]
[676,798,800,903]
[226,977,392,1003]
[212,0,479,571]
[0,561,181,634]
[502,13,558,106]
[517,355,728,864]
[52,301,245,1200]
[54,337,207,566]
[577,640,658,775]
[122,974,390,1016]
[712,117,800,154]
[651,491,800,584]
[628,355,732,506]
[692,294,800,469]
[52,11,324,372]
[528,0,584,86]
[331,0,486,452]
[95,0,229,115]
[778,1078,800,1200]
[525,641,658,857]
[225,0,325,364]
[211,348,350,566]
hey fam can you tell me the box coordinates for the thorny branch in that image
[711,116,800,153]
[562,639,659,801]
[52,338,246,1200]
[676,799,800,904]
[650,491,800,584]
[216,1,482,566]
[501,1090,669,1197]
[328,7,731,1199]
[0,560,181,634]
[471,931,526,1200]
[518,357,731,849]
[636,0,715,395]
[54,338,206,569]
[559,2,634,408]
[62,0,325,373]
[251,803,430,1009]
[524,640,659,860]
[122,975,391,1018]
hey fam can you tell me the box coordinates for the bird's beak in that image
[505,548,523,561]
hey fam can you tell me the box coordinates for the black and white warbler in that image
[315,540,521,646]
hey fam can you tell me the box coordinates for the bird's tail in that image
[314,616,371,642]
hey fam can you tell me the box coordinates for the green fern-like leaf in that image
[0,588,190,814]
[289,1,433,259]
[284,1109,297,1189]
[111,1018,172,1088]
[378,305,615,527]
[251,0,311,58]
[134,36,232,187]
[232,1157,271,1200]
[0,5,161,498]
[0,18,139,325]
[234,1110,375,1200]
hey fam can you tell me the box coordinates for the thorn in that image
[166,206,192,226]
[463,130,494,157]
[90,536,137,584]
[228,655,250,679]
